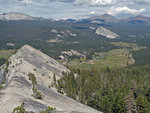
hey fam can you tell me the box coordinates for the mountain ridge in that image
[0,45,101,113]
[88,13,119,23]
[0,12,45,21]
[1,12,150,24]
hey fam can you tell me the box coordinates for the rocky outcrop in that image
[50,29,77,38]
[96,27,119,39]
[61,30,77,37]
[51,29,58,34]
[0,13,42,21]
[46,38,62,43]
[0,45,101,113]
[61,50,86,59]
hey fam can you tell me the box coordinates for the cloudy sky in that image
[0,0,150,19]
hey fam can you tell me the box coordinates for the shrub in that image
[41,106,55,113]
[0,80,5,89]
[12,102,28,113]
[27,73,37,87]
[27,73,42,99]
[32,87,42,99]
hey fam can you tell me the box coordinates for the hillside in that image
[0,13,43,21]
[0,45,101,113]
[96,27,119,39]
[88,14,118,23]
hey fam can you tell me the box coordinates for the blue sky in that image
[0,0,150,19]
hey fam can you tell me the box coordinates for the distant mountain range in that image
[0,12,150,24]
[122,15,150,24]
[0,12,44,21]
[88,14,119,23]
[78,14,150,24]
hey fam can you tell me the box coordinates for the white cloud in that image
[91,0,115,5]
[89,11,96,14]
[74,0,116,5]
[116,6,145,14]
[0,0,150,19]
[22,0,32,4]
[136,0,150,3]
[107,6,145,15]
[73,0,87,5]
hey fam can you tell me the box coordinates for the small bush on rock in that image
[41,106,56,113]
[12,102,28,113]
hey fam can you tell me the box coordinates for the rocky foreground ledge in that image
[0,45,102,113]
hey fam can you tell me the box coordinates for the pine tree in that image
[136,95,149,113]
[125,92,138,113]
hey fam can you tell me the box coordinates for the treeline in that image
[0,58,6,66]
[57,66,150,113]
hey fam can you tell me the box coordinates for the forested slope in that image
[57,66,150,113]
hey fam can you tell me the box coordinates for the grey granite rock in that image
[0,45,102,113]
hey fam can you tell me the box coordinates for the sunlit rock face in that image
[96,27,119,39]
[0,13,41,21]
[0,45,101,113]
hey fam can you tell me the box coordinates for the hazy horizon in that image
[0,0,150,19]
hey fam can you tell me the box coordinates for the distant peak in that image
[20,45,38,52]
[1,12,30,16]
[21,44,33,49]
[101,13,114,17]
[0,12,44,21]
[88,13,117,23]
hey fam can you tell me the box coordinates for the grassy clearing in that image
[0,49,17,59]
[68,42,146,69]
[69,49,132,69]
[0,49,17,66]
[110,42,146,51]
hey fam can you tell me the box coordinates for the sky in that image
[0,0,150,19]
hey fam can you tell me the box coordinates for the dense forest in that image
[57,66,150,113]
[1,20,150,66]
[0,58,6,66]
